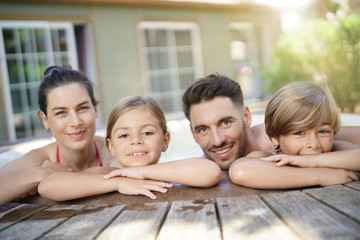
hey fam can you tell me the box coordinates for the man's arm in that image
[335,126,360,144]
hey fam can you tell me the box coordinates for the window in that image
[139,22,203,115]
[229,23,261,100]
[0,21,78,142]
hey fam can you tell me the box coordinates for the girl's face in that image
[271,123,334,155]
[108,107,170,167]
[40,83,98,151]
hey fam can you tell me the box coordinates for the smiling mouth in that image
[214,147,231,154]
[129,152,147,157]
[67,130,86,138]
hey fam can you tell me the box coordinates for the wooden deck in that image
[1,173,360,240]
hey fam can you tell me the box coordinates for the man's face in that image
[189,96,251,170]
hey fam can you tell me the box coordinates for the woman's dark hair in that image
[38,65,98,115]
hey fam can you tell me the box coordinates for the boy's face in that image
[189,96,252,170]
[271,123,334,155]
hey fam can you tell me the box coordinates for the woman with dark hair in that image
[0,66,169,205]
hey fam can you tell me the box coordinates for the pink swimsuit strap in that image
[56,141,103,166]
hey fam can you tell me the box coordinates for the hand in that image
[104,167,145,180]
[261,154,316,168]
[117,178,173,200]
[18,187,38,199]
[319,168,360,186]
[41,160,73,176]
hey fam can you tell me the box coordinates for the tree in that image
[261,14,360,113]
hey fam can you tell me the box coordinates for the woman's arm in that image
[262,148,360,171]
[104,157,221,187]
[229,155,359,189]
[38,170,173,201]
[0,148,72,206]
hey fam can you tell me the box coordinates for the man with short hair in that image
[182,74,360,187]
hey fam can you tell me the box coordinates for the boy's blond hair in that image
[265,81,341,139]
[105,95,168,150]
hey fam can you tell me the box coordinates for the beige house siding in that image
[0,1,281,145]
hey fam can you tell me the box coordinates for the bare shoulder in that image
[23,142,57,164]
[94,136,121,168]
[0,142,56,174]
[250,123,273,150]
[246,150,273,158]
[336,126,360,144]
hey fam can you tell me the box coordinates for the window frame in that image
[0,20,78,142]
[138,21,203,117]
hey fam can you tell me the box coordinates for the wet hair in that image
[105,95,168,150]
[265,81,341,139]
[38,65,98,115]
[182,73,244,120]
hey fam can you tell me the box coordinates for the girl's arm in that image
[229,152,359,189]
[262,148,360,171]
[104,157,221,187]
[0,148,72,206]
[38,169,173,201]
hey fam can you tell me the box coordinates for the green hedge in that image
[261,14,360,113]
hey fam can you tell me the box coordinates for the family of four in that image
[0,66,359,205]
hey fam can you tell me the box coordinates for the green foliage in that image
[261,15,360,113]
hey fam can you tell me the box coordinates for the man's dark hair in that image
[182,73,244,120]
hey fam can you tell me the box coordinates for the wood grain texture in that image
[217,196,300,240]
[0,203,49,231]
[41,205,125,240]
[157,199,221,240]
[345,181,360,191]
[0,204,83,240]
[262,191,360,240]
[97,202,169,240]
[305,185,360,222]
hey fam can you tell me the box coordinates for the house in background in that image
[0,0,282,145]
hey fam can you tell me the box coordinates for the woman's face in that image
[107,108,170,167]
[40,83,98,150]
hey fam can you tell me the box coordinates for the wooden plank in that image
[0,203,49,231]
[96,202,169,240]
[345,181,360,191]
[157,199,221,240]
[0,204,84,240]
[217,196,299,240]
[305,185,360,222]
[40,204,125,240]
[0,202,20,213]
[262,191,360,240]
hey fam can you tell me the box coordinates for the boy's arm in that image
[104,158,221,188]
[262,148,360,171]
[229,156,359,189]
